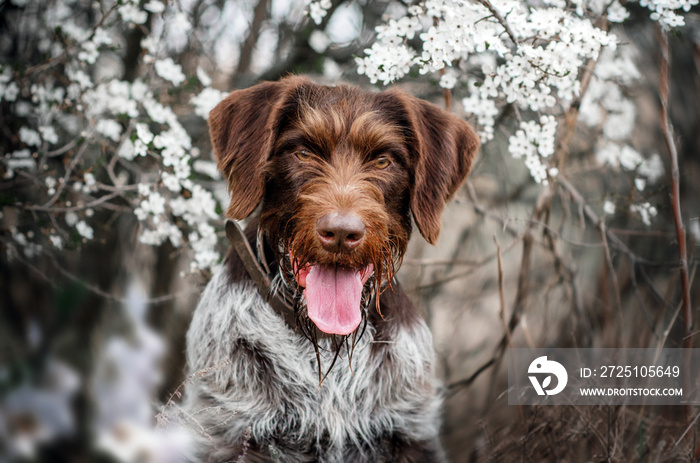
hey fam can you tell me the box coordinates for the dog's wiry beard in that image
[269,236,402,386]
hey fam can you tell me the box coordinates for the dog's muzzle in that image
[290,211,374,335]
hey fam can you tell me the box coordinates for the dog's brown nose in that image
[316,213,365,252]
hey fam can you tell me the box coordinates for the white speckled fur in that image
[183,265,443,462]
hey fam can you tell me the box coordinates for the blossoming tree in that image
[1,0,698,460]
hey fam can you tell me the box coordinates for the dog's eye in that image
[296,150,311,161]
[374,156,391,169]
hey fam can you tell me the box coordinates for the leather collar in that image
[224,220,299,330]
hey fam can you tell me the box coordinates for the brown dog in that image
[184,76,478,462]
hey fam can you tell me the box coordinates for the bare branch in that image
[232,0,271,83]
[493,235,511,348]
[473,0,519,45]
[657,26,692,349]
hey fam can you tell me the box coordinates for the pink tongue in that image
[304,265,363,335]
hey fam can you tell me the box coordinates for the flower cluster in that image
[508,116,559,185]
[355,12,421,84]
[630,202,659,226]
[306,0,332,25]
[640,0,698,28]
[355,0,620,179]
[2,1,228,272]
[350,0,689,199]
[579,48,664,223]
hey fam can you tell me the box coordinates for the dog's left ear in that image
[380,90,480,244]
[209,76,311,219]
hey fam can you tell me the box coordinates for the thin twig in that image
[24,191,126,212]
[654,264,697,352]
[674,410,700,447]
[600,220,624,346]
[493,235,511,348]
[473,0,519,45]
[558,175,677,268]
[5,242,196,304]
[446,357,496,394]
[39,140,89,209]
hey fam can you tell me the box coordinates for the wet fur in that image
[184,76,479,462]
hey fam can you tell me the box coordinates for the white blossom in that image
[196,67,212,87]
[618,145,644,170]
[0,66,11,84]
[118,139,136,161]
[596,143,654,175]
[165,11,193,52]
[83,172,97,192]
[49,235,63,249]
[307,0,331,24]
[603,200,616,215]
[161,172,181,192]
[690,219,700,243]
[462,91,498,141]
[439,69,459,89]
[630,202,658,226]
[192,160,221,179]
[191,87,226,119]
[65,211,79,227]
[508,116,558,184]
[356,42,415,84]
[19,127,42,147]
[95,119,123,142]
[155,58,186,86]
[92,28,113,47]
[135,191,166,219]
[638,153,665,182]
[189,222,219,271]
[45,176,57,195]
[5,149,36,178]
[608,1,630,22]
[84,80,139,119]
[641,0,698,28]
[141,35,160,55]
[118,1,148,25]
[355,0,623,154]
[78,41,99,64]
[66,67,93,89]
[309,30,331,53]
[135,123,154,144]
[2,81,19,101]
[143,98,177,124]
[143,0,165,13]
[76,220,94,240]
[138,183,151,197]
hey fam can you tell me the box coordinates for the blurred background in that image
[1,0,700,461]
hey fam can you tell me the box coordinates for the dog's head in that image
[210,76,479,336]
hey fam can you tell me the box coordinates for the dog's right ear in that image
[209,76,309,219]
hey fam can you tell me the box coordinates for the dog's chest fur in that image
[184,265,442,462]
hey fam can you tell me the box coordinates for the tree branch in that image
[657,26,692,348]
[232,0,271,85]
